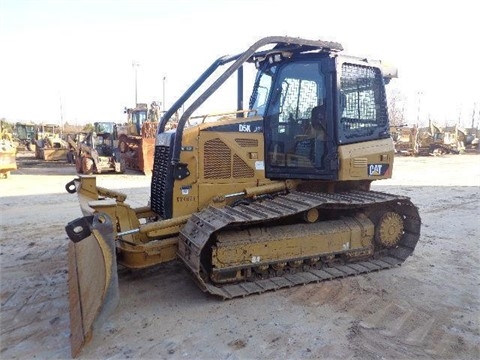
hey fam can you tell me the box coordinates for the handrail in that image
[163,36,343,165]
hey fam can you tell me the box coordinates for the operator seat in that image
[310,105,327,168]
[311,105,326,136]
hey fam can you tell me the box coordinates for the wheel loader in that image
[116,102,163,174]
[65,36,421,357]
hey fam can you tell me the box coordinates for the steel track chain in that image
[178,190,421,299]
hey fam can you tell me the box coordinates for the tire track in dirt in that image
[285,274,479,359]
[1,226,70,358]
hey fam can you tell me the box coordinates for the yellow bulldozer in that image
[34,123,70,161]
[64,36,421,357]
[429,123,464,155]
[391,122,469,156]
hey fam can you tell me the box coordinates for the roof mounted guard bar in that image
[159,36,343,165]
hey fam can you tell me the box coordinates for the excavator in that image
[64,36,421,357]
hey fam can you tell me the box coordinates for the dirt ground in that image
[1,152,479,360]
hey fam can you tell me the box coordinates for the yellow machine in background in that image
[0,128,17,179]
[35,124,70,161]
[65,36,421,357]
[117,102,164,174]
[391,122,471,156]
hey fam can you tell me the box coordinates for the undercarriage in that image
[178,190,420,298]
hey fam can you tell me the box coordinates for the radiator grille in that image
[204,138,256,180]
[235,138,258,147]
[233,154,254,178]
[150,142,174,219]
[204,138,231,179]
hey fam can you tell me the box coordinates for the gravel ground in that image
[1,152,479,360]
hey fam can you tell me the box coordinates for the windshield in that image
[16,126,27,139]
[249,65,276,117]
[132,110,148,125]
[95,122,114,134]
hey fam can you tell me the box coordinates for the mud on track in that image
[1,152,479,359]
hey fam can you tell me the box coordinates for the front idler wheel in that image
[374,211,404,248]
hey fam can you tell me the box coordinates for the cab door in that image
[264,58,337,180]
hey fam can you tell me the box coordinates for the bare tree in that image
[386,88,406,126]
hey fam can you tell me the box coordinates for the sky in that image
[1,0,479,128]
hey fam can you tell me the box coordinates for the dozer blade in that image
[65,213,119,358]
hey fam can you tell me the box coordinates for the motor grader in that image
[65,36,421,357]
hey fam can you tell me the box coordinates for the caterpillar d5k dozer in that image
[64,36,421,357]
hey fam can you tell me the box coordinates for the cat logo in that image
[368,164,389,176]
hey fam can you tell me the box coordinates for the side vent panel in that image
[233,154,254,178]
[350,157,367,177]
[204,138,231,179]
[203,138,256,180]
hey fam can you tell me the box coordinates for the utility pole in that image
[162,76,166,112]
[416,91,423,127]
[472,103,477,129]
[132,61,140,105]
[59,93,64,133]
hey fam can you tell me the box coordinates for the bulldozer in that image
[34,123,71,161]
[390,125,421,155]
[427,123,465,155]
[64,36,421,357]
[73,122,125,174]
[391,122,467,156]
[117,102,164,174]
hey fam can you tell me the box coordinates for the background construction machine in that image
[429,124,465,154]
[460,127,480,152]
[117,102,163,174]
[65,36,421,357]
[14,122,37,151]
[0,123,17,179]
[34,124,70,161]
[73,121,125,174]
[391,122,473,155]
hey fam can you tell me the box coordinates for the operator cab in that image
[131,109,148,134]
[249,50,390,181]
